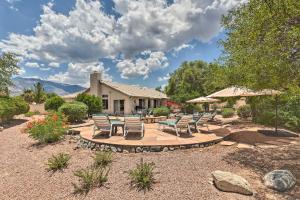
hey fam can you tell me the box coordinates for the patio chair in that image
[124,116,144,138]
[92,114,113,138]
[158,115,192,136]
[190,114,211,133]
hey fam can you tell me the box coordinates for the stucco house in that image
[63,71,168,115]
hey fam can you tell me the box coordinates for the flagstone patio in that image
[76,123,228,151]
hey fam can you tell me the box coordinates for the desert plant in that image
[129,158,156,192]
[153,106,170,117]
[33,82,46,103]
[221,108,235,118]
[46,153,71,172]
[72,166,109,195]
[58,101,88,123]
[93,151,113,168]
[237,104,252,118]
[45,96,65,111]
[76,93,102,116]
[27,112,67,144]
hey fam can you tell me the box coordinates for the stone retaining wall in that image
[77,137,222,153]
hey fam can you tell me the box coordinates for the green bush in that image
[26,112,67,144]
[183,104,204,113]
[0,96,29,121]
[129,158,156,192]
[237,105,252,118]
[58,101,88,123]
[93,151,113,168]
[12,96,30,115]
[250,87,300,132]
[45,96,65,111]
[46,153,71,172]
[221,108,235,118]
[76,93,102,116]
[153,106,170,117]
[72,166,109,195]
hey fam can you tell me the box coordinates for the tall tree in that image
[0,53,19,95]
[165,61,225,103]
[221,0,300,90]
[33,82,46,103]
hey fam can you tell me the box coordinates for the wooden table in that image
[111,120,125,135]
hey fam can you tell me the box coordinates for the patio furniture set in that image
[92,112,216,139]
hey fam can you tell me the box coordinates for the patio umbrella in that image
[239,89,282,133]
[207,86,250,98]
[207,86,282,133]
[186,97,220,103]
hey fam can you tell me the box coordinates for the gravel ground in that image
[0,119,298,200]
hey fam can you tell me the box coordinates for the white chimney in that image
[90,71,102,96]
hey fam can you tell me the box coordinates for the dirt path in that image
[0,119,297,200]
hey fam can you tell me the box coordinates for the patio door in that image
[114,100,125,115]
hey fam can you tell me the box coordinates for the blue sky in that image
[0,0,240,88]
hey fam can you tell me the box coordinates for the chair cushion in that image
[159,121,176,127]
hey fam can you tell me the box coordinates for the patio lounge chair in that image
[92,114,113,138]
[124,116,144,138]
[189,114,211,133]
[158,115,192,136]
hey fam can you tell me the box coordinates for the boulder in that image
[212,170,253,195]
[263,170,296,192]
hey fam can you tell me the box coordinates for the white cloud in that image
[49,62,59,68]
[158,73,170,81]
[25,62,39,68]
[17,67,25,75]
[39,67,51,71]
[116,51,168,79]
[0,0,245,81]
[48,62,112,87]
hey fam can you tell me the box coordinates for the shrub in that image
[183,104,204,113]
[25,111,40,117]
[93,151,113,168]
[237,105,252,118]
[153,106,170,117]
[221,108,235,118]
[58,101,88,123]
[26,112,67,144]
[0,96,29,121]
[45,96,65,111]
[129,158,156,192]
[12,96,30,115]
[72,166,109,195]
[46,153,71,172]
[76,93,102,116]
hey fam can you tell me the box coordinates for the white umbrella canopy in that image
[207,86,251,98]
[207,86,282,132]
[186,97,220,103]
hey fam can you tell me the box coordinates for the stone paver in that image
[220,141,237,146]
[237,143,254,149]
[79,123,225,147]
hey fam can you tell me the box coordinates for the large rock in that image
[212,170,253,195]
[263,170,296,192]
[0,126,3,132]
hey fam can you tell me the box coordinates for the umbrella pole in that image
[275,95,278,133]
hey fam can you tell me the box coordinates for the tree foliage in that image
[0,53,19,95]
[76,93,102,115]
[33,82,46,103]
[221,0,300,90]
[165,61,225,103]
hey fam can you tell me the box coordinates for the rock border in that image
[76,137,222,153]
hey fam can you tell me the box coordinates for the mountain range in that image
[10,77,86,96]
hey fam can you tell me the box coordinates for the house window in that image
[148,99,151,108]
[102,95,108,110]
